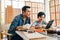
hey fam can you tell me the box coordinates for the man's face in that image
[23,8,31,17]
[38,15,45,22]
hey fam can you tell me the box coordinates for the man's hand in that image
[28,27,35,32]
[16,26,24,30]
[29,27,35,31]
[34,26,41,29]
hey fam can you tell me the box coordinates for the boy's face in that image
[38,15,45,22]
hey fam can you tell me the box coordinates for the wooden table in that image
[16,31,60,40]
[16,31,47,40]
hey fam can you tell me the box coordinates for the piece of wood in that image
[5,6,13,24]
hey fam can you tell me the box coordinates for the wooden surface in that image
[0,0,1,24]
[16,30,60,40]
[5,6,13,24]
[16,31,47,40]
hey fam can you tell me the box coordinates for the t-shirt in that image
[32,21,47,27]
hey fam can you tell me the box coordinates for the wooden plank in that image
[0,1,1,24]
[5,5,13,24]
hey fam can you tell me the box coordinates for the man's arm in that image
[8,16,19,32]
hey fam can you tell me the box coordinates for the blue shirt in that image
[8,14,31,35]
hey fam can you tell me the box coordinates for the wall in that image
[0,0,1,24]
[1,0,5,25]
[44,0,50,22]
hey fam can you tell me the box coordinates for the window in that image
[25,1,44,22]
[49,0,60,26]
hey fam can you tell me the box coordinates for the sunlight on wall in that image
[44,0,50,22]
[1,0,5,24]
[12,1,24,8]
[5,0,11,8]
[30,0,44,3]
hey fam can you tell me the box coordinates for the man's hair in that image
[22,6,30,12]
[37,12,46,18]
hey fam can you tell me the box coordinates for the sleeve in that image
[43,21,47,25]
[8,16,19,32]
[31,21,38,26]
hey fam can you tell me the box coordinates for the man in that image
[8,6,31,40]
[32,12,47,29]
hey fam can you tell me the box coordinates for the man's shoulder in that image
[15,14,22,18]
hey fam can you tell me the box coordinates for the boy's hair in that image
[37,12,46,18]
